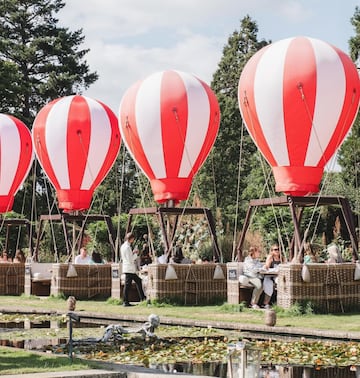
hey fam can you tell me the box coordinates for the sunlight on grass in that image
[1,295,360,333]
[0,348,101,375]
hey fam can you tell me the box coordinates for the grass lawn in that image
[0,295,360,333]
[0,347,107,375]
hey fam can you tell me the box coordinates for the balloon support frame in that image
[125,206,221,262]
[32,213,116,262]
[0,218,33,254]
[236,195,359,262]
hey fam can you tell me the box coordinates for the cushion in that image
[354,263,360,281]
[165,264,178,280]
[301,264,311,282]
[213,264,225,280]
[66,264,78,278]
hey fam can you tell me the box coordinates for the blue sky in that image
[59,0,360,113]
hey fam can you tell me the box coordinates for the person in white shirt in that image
[74,247,92,264]
[120,232,146,306]
[243,246,264,309]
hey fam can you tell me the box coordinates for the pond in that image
[0,313,359,377]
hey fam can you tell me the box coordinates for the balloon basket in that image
[236,195,358,262]
[125,206,221,262]
[32,213,116,262]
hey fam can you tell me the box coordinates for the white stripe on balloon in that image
[136,71,166,178]
[178,71,210,177]
[81,96,112,189]
[305,38,345,166]
[45,96,73,189]
[0,115,20,194]
[254,38,291,166]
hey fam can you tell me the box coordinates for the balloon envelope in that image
[32,95,121,211]
[119,70,220,203]
[238,36,360,195]
[0,114,33,213]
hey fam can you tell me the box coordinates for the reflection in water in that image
[152,362,360,378]
[1,317,360,377]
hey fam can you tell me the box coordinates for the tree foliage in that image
[197,16,270,228]
[0,0,97,124]
[0,0,98,223]
[337,6,360,219]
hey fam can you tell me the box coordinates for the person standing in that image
[120,232,146,306]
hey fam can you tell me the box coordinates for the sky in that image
[58,0,360,114]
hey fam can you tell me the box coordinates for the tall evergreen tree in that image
[0,0,97,124]
[338,6,360,217]
[197,16,269,226]
[0,0,98,219]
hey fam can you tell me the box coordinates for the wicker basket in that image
[0,263,24,295]
[277,366,354,377]
[277,263,360,313]
[146,263,227,304]
[50,263,111,299]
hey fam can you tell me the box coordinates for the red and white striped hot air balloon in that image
[32,95,121,211]
[238,36,360,196]
[0,114,33,213]
[119,70,220,204]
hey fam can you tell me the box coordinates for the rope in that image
[30,161,37,255]
[42,172,60,262]
[115,149,126,260]
[16,177,29,251]
[296,84,358,254]
[240,91,289,257]
[232,119,245,261]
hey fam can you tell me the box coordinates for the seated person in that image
[303,242,318,264]
[140,237,152,266]
[170,246,192,264]
[91,250,104,264]
[157,252,168,264]
[243,246,264,309]
[327,244,343,263]
[0,250,12,263]
[263,244,282,308]
[74,247,92,264]
[13,249,26,264]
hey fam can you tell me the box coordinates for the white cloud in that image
[57,0,359,112]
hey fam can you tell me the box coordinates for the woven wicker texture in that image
[147,263,227,304]
[278,366,352,377]
[51,263,111,299]
[0,263,25,295]
[226,262,253,305]
[277,263,360,313]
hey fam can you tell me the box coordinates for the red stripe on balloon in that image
[90,100,120,191]
[120,81,156,179]
[7,117,32,198]
[160,71,187,178]
[66,96,91,190]
[191,78,220,174]
[33,99,62,190]
[283,37,317,166]
[319,46,360,166]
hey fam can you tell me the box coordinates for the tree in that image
[337,6,360,220]
[0,0,97,124]
[0,0,98,221]
[197,16,269,227]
